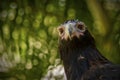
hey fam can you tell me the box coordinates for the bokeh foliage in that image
[0,0,120,80]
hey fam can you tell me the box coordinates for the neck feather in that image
[59,45,111,80]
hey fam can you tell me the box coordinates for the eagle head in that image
[57,20,95,47]
[57,20,87,41]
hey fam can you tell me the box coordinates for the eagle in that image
[57,20,120,80]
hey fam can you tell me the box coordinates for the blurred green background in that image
[0,0,120,80]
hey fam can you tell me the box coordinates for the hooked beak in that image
[65,25,73,40]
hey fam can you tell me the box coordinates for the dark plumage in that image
[57,20,120,80]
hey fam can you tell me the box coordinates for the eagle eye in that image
[77,24,84,30]
[57,27,64,35]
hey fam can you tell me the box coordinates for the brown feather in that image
[58,20,120,80]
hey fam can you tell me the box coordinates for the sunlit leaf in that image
[2,24,10,39]
[38,30,47,40]
[25,60,32,69]
[8,9,16,21]
[16,16,22,24]
[33,59,38,66]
